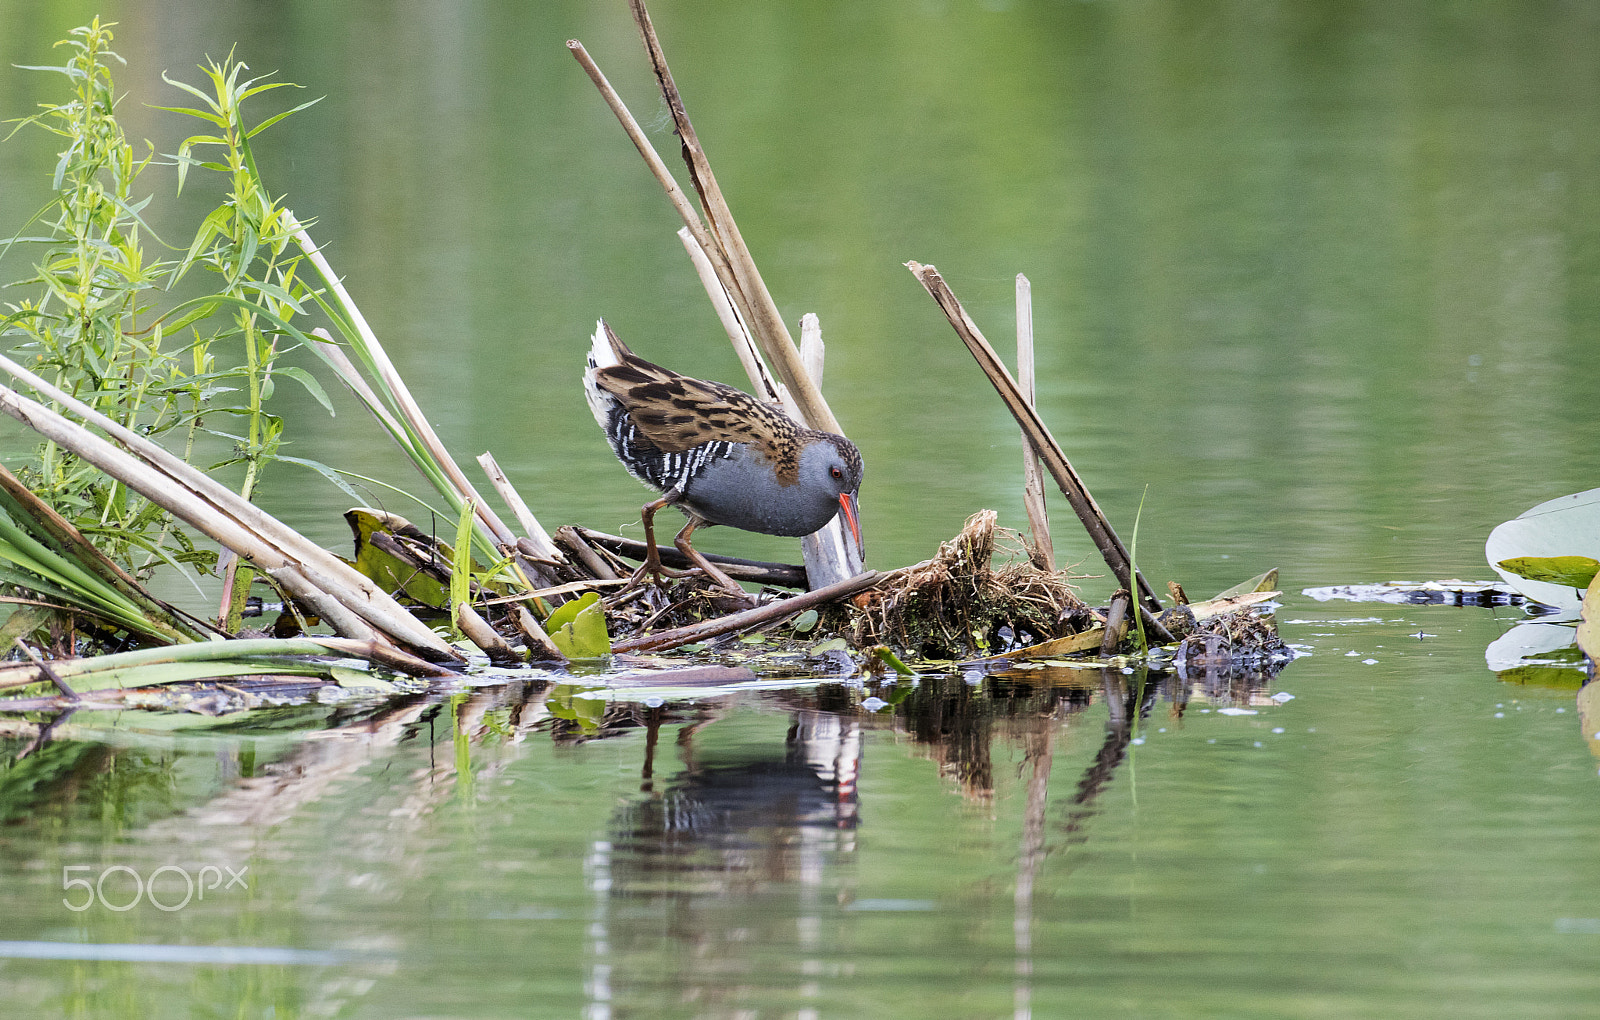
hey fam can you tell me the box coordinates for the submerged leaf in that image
[331,665,396,691]
[546,683,607,732]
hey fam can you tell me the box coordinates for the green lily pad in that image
[1485,489,1600,611]
[546,592,610,658]
[345,508,449,610]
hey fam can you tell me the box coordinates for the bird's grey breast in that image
[681,443,838,537]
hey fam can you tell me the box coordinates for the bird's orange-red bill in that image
[839,492,863,557]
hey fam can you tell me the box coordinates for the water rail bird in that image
[583,320,863,596]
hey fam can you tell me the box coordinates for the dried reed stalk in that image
[570,6,864,587]
[906,262,1173,642]
[619,0,839,435]
[612,569,880,653]
[1015,274,1055,571]
[0,358,460,660]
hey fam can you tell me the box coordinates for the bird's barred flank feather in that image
[582,322,814,479]
[601,401,737,494]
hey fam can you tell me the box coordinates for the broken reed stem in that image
[0,358,461,660]
[548,529,622,581]
[566,40,733,290]
[676,226,785,404]
[476,450,571,621]
[455,602,520,666]
[476,452,543,547]
[15,639,77,700]
[572,6,841,436]
[1015,274,1055,572]
[905,262,1172,641]
[612,569,881,653]
[574,6,863,587]
[574,528,808,588]
[799,313,825,390]
[622,0,840,436]
[1100,592,1130,656]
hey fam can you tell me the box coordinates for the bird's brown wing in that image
[593,353,799,455]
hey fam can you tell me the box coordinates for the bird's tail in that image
[583,319,624,430]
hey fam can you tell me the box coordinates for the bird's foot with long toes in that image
[622,544,756,609]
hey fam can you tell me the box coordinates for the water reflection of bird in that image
[583,320,863,595]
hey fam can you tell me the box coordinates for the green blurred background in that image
[3,0,1597,598]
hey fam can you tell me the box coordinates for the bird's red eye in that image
[830,467,842,480]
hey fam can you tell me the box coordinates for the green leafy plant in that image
[2,19,185,570]
[0,21,336,639]
[1,22,555,665]
[158,49,327,503]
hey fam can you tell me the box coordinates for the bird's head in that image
[800,434,864,557]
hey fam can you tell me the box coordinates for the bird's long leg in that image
[626,490,687,590]
[674,517,753,602]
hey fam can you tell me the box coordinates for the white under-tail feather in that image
[583,319,621,431]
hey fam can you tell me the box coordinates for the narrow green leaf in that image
[277,455,366,504]
[245,96,323,138]
[449,499,475,639]
[269,366,333,414]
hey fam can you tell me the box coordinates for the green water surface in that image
[1,1,1599,1016]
